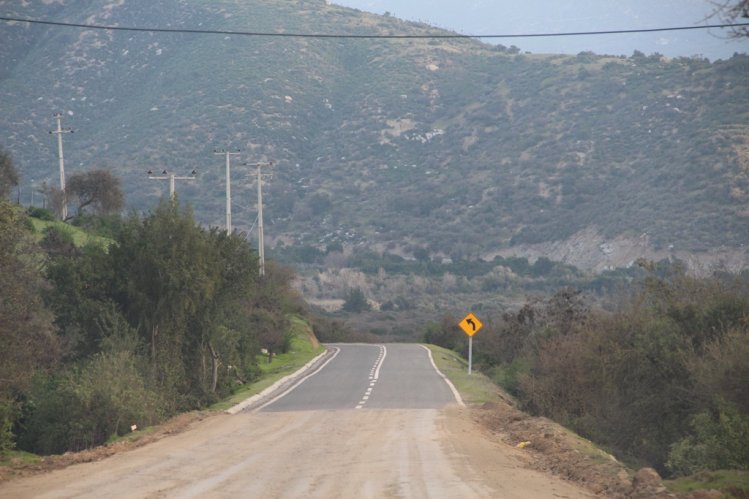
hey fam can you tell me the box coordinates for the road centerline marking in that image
[355,345,387,410]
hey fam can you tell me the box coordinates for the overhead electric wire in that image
[1,15,748,39]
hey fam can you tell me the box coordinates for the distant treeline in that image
[425,264,749,477]
[0,198,304,455]
[273,243,652,297]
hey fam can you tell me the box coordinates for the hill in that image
[334,0,749,60]
[1,0,748,273]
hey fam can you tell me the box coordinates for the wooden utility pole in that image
[244,161,273,276]
[49,113,73,220]
[214,149,240,235]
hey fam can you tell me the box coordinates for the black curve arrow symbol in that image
[466,318,477,332]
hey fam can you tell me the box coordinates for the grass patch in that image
[666,470,749,498]
[28,217,113,249]
[104,425,160,446]
[0,450,43,467]
[424,344,504,406]
[209,315,324,412]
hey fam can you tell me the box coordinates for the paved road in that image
[262,344,458,412]
[0,344,592,498]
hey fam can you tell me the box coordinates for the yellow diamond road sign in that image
[459,313,483,337]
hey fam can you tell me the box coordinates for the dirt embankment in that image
[473,398,728,499]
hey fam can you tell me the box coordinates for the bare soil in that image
[0,405,596,498]
[0,411,212,483]
[2,384,709,498]
[473,399,690,498]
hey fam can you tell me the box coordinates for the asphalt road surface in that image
[0,344,592,498]
[262,344,458,412]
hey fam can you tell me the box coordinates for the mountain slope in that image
[1,0,748,268]
[333,0,749,60]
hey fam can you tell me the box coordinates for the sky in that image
[332,0,749,60]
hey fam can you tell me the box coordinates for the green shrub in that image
[342,287,371,312]
[489,358,530,396]
[668,402,749,477]
[21,351,164,455]
[0,398,17,453]
[26,206,54,221]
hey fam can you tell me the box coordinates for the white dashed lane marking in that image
[356,345,386,409]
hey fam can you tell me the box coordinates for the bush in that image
[489,358,530,396]
[21,351,164,454]
[668,402,749,476]
[0,398,17,452]
[466,269,749,475]
[342,287,371,312]
[26,206,55,221]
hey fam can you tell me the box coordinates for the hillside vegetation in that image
[0,198,310,455]
[426,265,749,482]
[1,0,748,266]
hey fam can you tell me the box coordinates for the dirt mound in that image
[474,400,680,498]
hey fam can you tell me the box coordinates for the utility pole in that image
[147,169,197,199]
[244,161,273,276]
[49,113,73,220]
[214,149,240,235]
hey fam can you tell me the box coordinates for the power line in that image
[1,15,748,39]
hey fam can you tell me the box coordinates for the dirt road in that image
[0,406,592,498]
[0,344,594,497]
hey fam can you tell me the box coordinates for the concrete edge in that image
[421,344,466,407]
[226,348,333,415]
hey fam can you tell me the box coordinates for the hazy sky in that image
[332,0,749,60]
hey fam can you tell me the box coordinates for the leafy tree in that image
[251,309,288,364]
[0,146,19,199]
[44,240,122,360]
[0,200,59,451]
[110,200,215,408]
[325,241,343,254]
[67,169,124,217]
[187,230,261,395]
[413,247,430,263]
[39,184,66,221]
[422,315,465,353]
[342,287,371,312]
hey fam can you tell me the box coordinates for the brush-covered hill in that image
[1,0,748,271]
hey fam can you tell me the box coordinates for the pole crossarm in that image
[147,169,196,199]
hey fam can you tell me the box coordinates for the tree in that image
[0,146,19,199]
[110,201,215,406]
[0,200,59,450]
[710,0,749,37]
[189,230,261,395]
[39,184,66,221]
[413,247,430,263]
[43,237,122,359]
[67,169,124,217]
[342,287,371,312]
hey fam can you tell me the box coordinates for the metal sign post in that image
[468,336,473,375]
[458,313,483,375]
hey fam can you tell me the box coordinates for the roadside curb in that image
[421,345,466,407]
[226,347,334,414]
